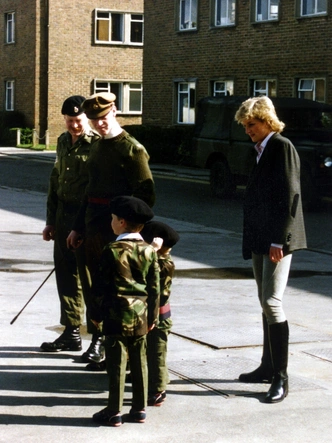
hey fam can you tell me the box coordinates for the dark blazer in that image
[243,133,307,260]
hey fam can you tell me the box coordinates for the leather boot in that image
[81,334,105,363]
[239,314,273,383]
[265,321,289,403]
[40,326,82,352]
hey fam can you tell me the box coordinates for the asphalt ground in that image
[0,148,331,443]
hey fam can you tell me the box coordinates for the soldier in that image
[141,220,179,406]
[41,96,100,357]
[66,92,156,365]
[90,196,160,427]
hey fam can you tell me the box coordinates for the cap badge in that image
[74,106,79,113]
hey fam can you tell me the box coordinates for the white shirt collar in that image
[116,232,143,241]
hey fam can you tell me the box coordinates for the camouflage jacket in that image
[157,253,175,329]
[91,234,160,336]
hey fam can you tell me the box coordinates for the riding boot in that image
[40,326,82,352]
[81,334,105,363]
[265,320,289,403]
[239,314,273,383]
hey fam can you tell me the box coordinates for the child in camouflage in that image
[141,220,180,406]
[90,196,160,427]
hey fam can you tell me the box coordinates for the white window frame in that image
[177,81,196,124]
[5,12,15,44]
[297,78,326,102]
[5,80,14,111]
[214,0,236,27]
[179,0,197,31]
[94,10,144,45]
[300,0,327,16]
[212,80,234,96]
[252,79,277,97]
[94,80,143,114]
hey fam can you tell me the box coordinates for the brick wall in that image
[143,0,332,126]
[0,0,143,145]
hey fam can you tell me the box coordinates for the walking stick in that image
[10,250,69,325]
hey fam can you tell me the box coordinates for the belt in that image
[88,197,111,205]
[159,304,171,321]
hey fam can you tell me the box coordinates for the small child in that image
[90,196,160,427]
[141,220,179,406]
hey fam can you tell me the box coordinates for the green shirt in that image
[46,130,99,225]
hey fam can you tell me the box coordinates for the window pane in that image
[216,0,236,26]
[256,0,278,21]
[5,81,14,111]
[130,14,143,43]
[315,79,325,102]
[109,83,122,110]
[180,0,197,30]
[111,14,123,42]
[317,0,327,13]
[6,13,15,43]
[97,19,109,41]
[178,82,195,123]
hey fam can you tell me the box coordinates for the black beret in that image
[109,196,154,224]
[61,95,86,116]
[141,220,180,248]
[82,92,116,119]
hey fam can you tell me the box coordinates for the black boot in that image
[239,314,273,383]
[40,326,82,352]
[81,334,105,363]
[265,321,289,403]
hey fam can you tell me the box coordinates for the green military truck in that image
[191,96,332,209]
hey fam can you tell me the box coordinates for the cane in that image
[10,250,69,325]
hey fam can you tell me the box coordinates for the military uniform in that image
[91,196,159,426]
[47,130,98,328]
[141,220,179,405]
[41,95,100,353]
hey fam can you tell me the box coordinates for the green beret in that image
[82,92,116,119]
[141,221,180,247]
[61,95,85,116]
[109,196,154,224]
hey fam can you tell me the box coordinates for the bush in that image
[122,124,195,165]
[0,111,26,145]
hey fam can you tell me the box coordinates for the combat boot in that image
[40,326,82,352]
[239,314,273,383]
[81,334,105,363]
[265,320,289,403]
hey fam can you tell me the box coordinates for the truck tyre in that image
[210,161,236,199]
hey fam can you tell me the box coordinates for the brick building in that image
[0,0,143,144]
[143,0,332,127]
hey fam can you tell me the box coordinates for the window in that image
[94,80,142,113]
[214,0,236,26]
[255,0,279,21]
[5,80,14,110]
[299,0,327,16]
[5,12,15,43]
[95,10,143,45]
[252,79,277,97]
[179,0,197,30]
[212,80,234,96]
[177,82,196,124]
[297,78,325,102]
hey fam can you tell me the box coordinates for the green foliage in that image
[122,124,195,165]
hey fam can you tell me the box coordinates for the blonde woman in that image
[235,96,307,403]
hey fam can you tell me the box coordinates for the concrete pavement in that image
[0,149,332,442]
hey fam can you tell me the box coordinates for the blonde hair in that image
[235,96,285,133]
